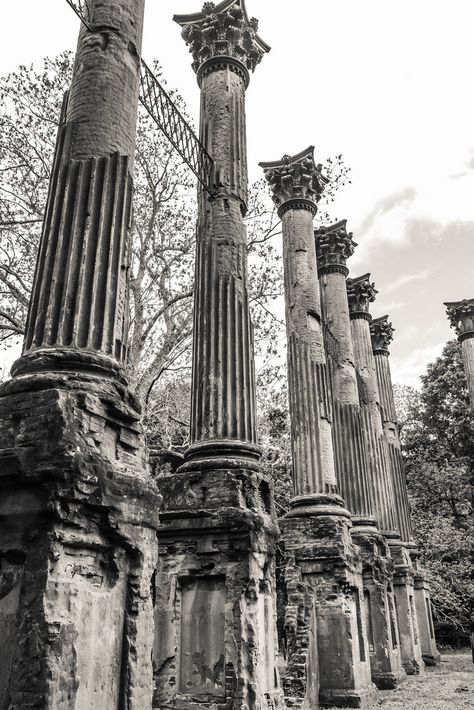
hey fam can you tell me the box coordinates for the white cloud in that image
[391,341,446,388]
[384,270,430,295]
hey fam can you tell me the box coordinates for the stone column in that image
[261,150,373,709]
[315,222,375,527]
[0,2,161,709]
[347,276,423,675]
[370,317,413,544]
[316,222,404,689]
[371,316,439,667]
[445,298,474,407]
[13,0,144,380]
[153,5,282,710]
[445,299,474,665]
[347,276,398,539]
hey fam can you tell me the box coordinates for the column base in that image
[421,653,441,667]
[351,528,405,690]
[154,466,283,710]
[319,686,375,709]
[0,374,160,709]
[178,439,262,473]
[370,672,404,691]
[287,493,351,519]
[281,507,374,709]
[11,346,127,384]
[389,543,425,675]
[414,573,440,666]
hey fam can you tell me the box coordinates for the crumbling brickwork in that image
[0,373,160,709]
[154,467,280,710]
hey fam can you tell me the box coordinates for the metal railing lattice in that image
[139,60,214,194]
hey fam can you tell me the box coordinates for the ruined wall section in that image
[0,375,160,710]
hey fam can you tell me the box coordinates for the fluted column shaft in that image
[457,337,474,409]
[283,207,336,499]
[260,149,345,510]
[13,0,145,378]
[184,59,259,468]
[372,344,413,543]
[349,311,398,536]
[321,275,375,521]
[460,338,474,406]
[316,225,375,525]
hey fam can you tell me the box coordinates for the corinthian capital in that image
[315,220,357,276]
[259,146,329,217]
[370,315,394,353]
[174,0,270,79]
[347,274,378,320]
[445,298,474,341]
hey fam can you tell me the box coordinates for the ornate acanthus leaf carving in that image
[259,146,329,212]
[370,315,394,352]
[174,0,270,75]
[347,274,378,316]
[315,220,357,272]
[445,298,474,338]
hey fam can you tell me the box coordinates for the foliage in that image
[256,361,292,514]
[0,55,71,349]
[395,341,474,636]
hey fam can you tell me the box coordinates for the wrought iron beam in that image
[62,0,215,194]
[139,60,214,194]
[64,0,92,29]
[356,370,368,405]
[322,320,340,366]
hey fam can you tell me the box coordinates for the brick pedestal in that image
[0,374,159,709]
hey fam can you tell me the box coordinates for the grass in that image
[372,653,473,709]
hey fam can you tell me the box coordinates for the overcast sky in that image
[2,0,474,386]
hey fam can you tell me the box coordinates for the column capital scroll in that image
[315,219,357,276]
[174,0,270,84]
[370,315,394,354]
[445,298,474,342]
[259,146,328,218]
[347,274,378,321]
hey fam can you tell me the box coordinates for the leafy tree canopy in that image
[395,341,474,637]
